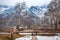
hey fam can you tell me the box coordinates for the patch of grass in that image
[0,33,25,40]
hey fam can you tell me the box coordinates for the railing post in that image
[11,32,13,40]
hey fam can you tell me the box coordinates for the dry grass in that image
[0,33,25,40]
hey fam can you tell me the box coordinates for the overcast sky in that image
[0,0,52,7]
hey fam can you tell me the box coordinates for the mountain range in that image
[0,5,48,18]
[0,3,48,27]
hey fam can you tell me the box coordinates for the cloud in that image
[24,0,52,7]
[0,0,20,6]
[0,0,52,7]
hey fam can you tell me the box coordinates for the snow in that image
[16,36,60,40]
[16,36,32,40]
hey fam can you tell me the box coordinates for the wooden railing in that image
[18,29,60,33]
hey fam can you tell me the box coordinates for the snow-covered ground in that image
[15,36,60,40]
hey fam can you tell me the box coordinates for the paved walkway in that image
[32,36,38,40]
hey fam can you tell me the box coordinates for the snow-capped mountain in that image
[0,5,15,19]
[0,5,9,14]
[0,2,48,27]
[0,5,8,8]
[0,4,48,18]
[0,3,41,27]
[28,5,48,18]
